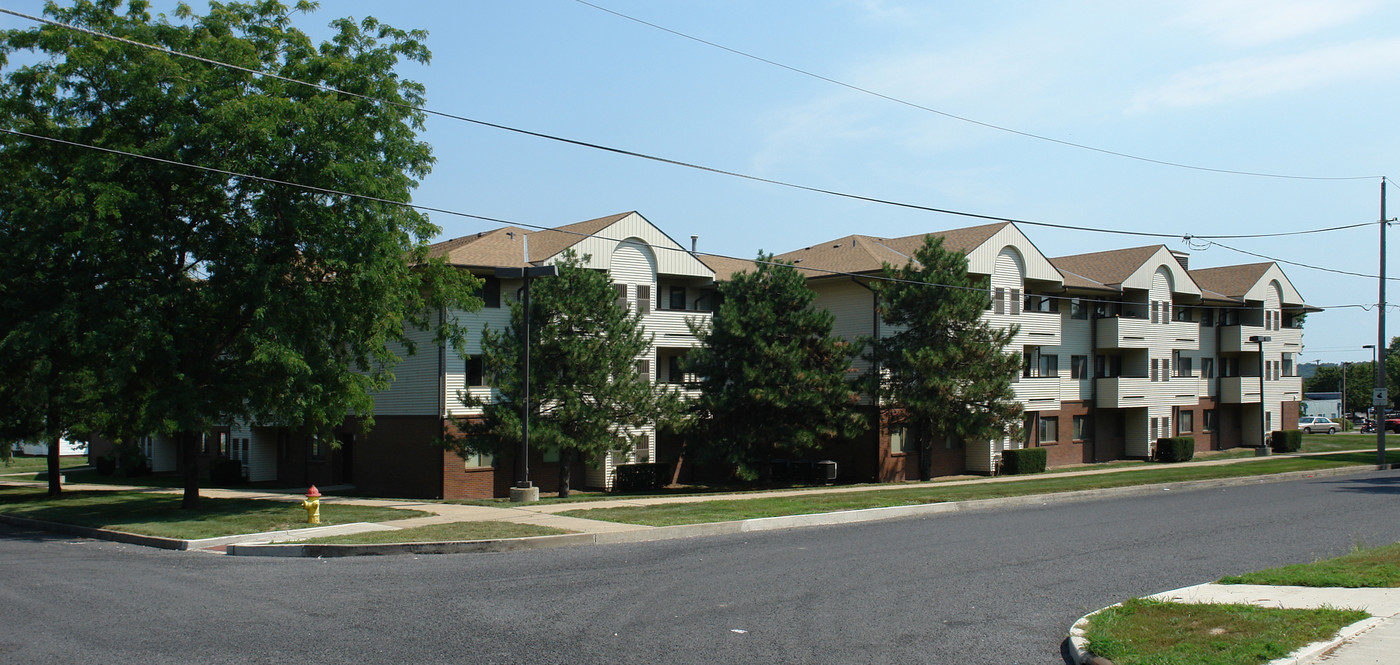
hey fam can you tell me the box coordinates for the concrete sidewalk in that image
[1068,583,1400,665]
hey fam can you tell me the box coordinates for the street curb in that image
[223,464,1380,557]
[0,513,190,550]
[1063,583,1387,665]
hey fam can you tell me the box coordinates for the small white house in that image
[1302,393,1342,419]
[12,436,87,457]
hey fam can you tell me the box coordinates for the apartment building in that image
[360,211,718,499]
[777,225,1314,481]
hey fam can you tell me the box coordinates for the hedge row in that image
[614,463,671,491]
[1270,429,1303,453]
[1155,436,1195,463]
[1001,447,1047,475]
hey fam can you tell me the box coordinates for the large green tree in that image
[0,1,479,506]
[447,251,681,498]
[865,236,1022,480]
[683,253,864,483]
[1304,363,1372,417]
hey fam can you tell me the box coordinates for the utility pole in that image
[1342,361,1348,423]
[1378,178,1389,468]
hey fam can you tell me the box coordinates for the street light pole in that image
[495,264,559,503]
[1251,335,1272,455]
[1364,343,1377,436]
[1342,361,1349,423]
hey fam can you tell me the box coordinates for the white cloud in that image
[1173,0,1384,47]
[1129,38,1400,111]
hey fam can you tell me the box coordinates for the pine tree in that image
[447,251,681,497]
[684,253,864,483]
[865,236,1022,480]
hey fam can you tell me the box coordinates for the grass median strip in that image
[0,487,429,540]
[1081,598,1367,665]
[1220,541,1400,588]
[293,522,572,544]
[558,453,1377,526]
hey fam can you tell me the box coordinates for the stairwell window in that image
[1070,355,1088,380]
[1178,410,1194,434]
[1073,415,1089,441]
[637,285,651,315]
[614,284,628,309]
[994,288,1005,315]
[1203,409,1216,432]
[1038,416,1058,443]
[465,355,486,388]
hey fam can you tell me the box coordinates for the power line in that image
[570,0,1382,183]
[0,7,1378,243]
[1197,239,1400,282]
[0,126,1364,313]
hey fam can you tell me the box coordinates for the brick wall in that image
[1037,401,1093,467]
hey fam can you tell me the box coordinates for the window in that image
[1073,415,1089,441]
[1266,411,1273,431]
[1150,417,1159,439]
[310,437,325,460]
[1070,298,1089,320]
[1161,416,1170,439]
[1010,289,1022,315]
[614,284,628,309]
[1095,354,1121,378]
[1151,358,1159,382]
[1178,410,1194,434]
[1038,416,1058,443]
[1202,357,1215,379]
[634,434,650,463]
[1039,354,1059,378]
[1071,355,1088,380]
[1173,351,1191,378]
[1151,301,1159,323]
[465,355,485,387]
[1162,358,1170,382]
[994,288,1005,315]
[889,425,909,454]
[1203,409,1216,432]
[1201,310,1214,327]
[669,286,686,310]
[1282,354,1293,378]
[636,285,651,316]
[1174,306,1192,322]
[482,277,501,308]
[460,438,493,469]
[636,359,651,379]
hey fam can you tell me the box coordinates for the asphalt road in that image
[2,469,1398,665]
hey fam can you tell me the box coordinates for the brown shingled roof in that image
[1050,245,1163,288]
[525,212,634,262]
[773,222,1012,276]
[426,226,532,268]
[697,253,759,281]
[1188,263,1274,299]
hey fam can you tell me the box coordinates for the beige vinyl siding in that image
[553,212,712,278]
[229,421,278,482]
[809,279,877,375]
[146,435,178,473]
[964,226,1062,284]
[368,318,442,416]
[445,304,512,417]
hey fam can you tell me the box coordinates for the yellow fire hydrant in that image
[301,485,321,524]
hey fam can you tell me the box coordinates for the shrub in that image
[94,454,117,476]
[1155,436,1195,463]
[614,463,670,491]
[1001,447,1047,475]
[209,458,245,485]
[1337,418,1353,432]
[1270,429,1303,453]
[119,448,151,477]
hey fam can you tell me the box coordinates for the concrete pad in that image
[1149,584,1400,615]
[1302,615,1400,664]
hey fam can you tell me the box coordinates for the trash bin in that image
[816,460,837,484]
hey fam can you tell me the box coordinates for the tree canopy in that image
[447,251,680,497]
[0,0,479,505]
[865,236,1022,480]
[683,253,864,482]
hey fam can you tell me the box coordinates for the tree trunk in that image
[669,441,686,486]
[180,432,201,509]
[558,449,572,499]
[919,436,933,482]
[46,433,61,497]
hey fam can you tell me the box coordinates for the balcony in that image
[1013,311,1062,347]
[1219,375,1303,404]
[1013,376,1061,409]
[1096,316,1199,350]
[1219,324,1302,353]
[646,308,710,343]
[1096,376,1200,409]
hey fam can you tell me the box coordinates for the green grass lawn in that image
[294,521,571,544]
[0,487,430,539]
[0,456,90,474]
[559,453,1378,526]
[1081,598,1367,665]
[1220,542,1400,588]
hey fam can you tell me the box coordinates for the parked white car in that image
[1298,416,1338,434]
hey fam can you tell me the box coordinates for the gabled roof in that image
[426,211,715,279]
[1050,246,1164,289]
[1051,245,1201,297]
[1189,262,1311,308]
[774,222,1015,275]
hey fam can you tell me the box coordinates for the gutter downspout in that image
[1214,309,1223,450]
[1086,292,1099,463]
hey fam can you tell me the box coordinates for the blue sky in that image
[4,0,1399,363]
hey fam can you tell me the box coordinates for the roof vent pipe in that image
[691,235,698,254]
